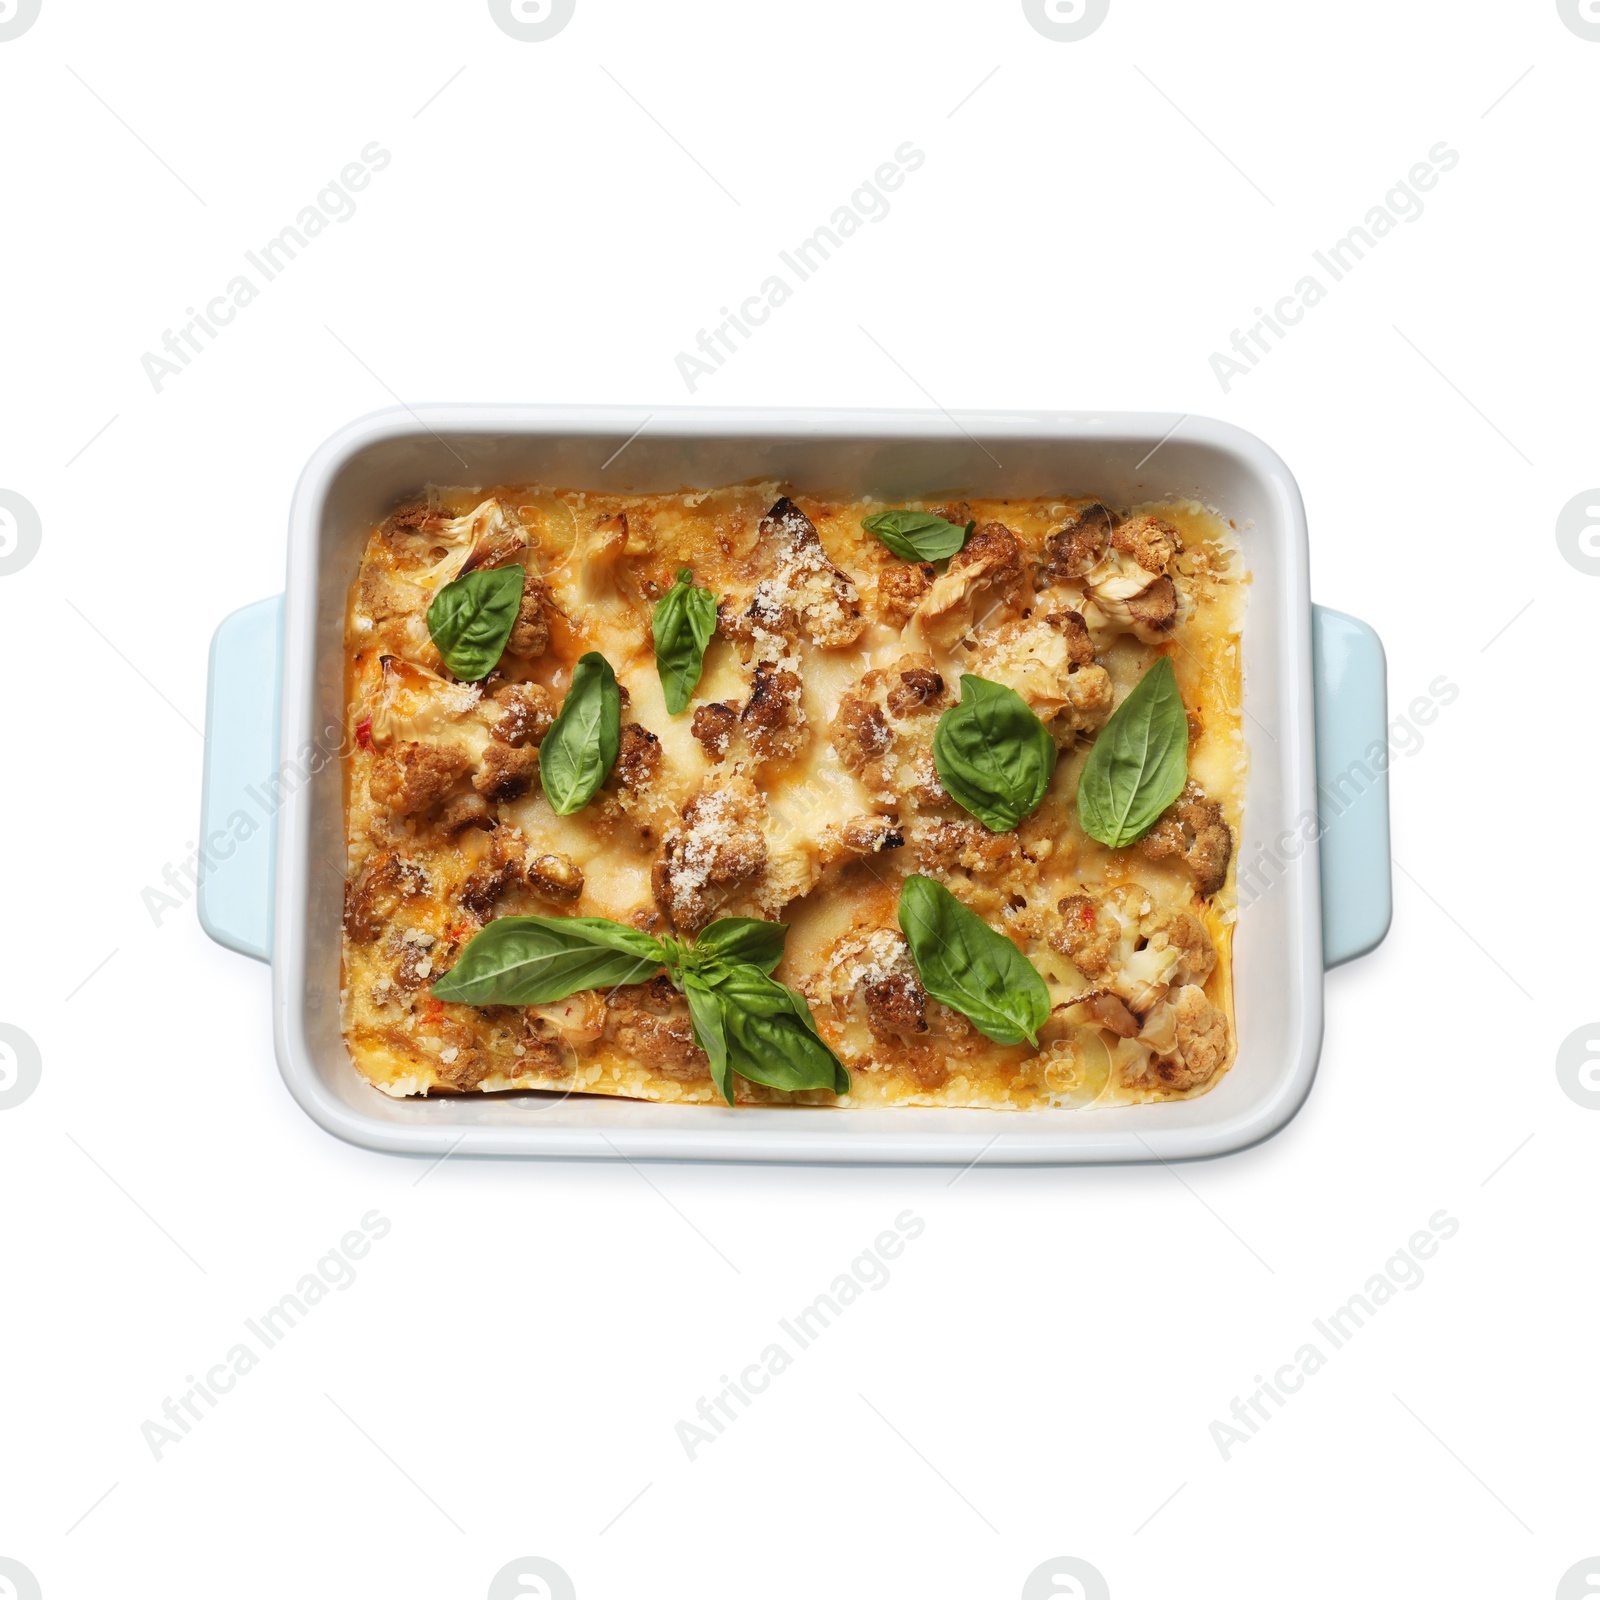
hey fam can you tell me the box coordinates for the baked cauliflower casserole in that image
[341,485,1247,1109]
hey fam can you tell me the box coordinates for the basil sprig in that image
[898,874,1050,1048]
[1076,656,1188,848]
[652,568,718,714]
[432,913,848,1105]
[426,564,524,681]
[861,509,974,562]
[540,652,622,815]
[683,963,851,1104]
[933,674,1057,833]
[688,916,787,974]
[431,916,665,1004]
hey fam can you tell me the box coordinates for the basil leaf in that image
[540,652,622,815]
[651,568,718,715]
[431,915,665,1005]
[898,874,1049,1048]
[681,973,736,1105]
[692,918,788,976]
[1076,655,1189,848]
[861,509,974,562]
[426,564,524,681]
[697,962,850,1097]
[933,674,1057,833]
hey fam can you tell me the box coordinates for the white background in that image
[2,2,1596,1597]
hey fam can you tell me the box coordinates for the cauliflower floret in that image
[1049,893,1121,978]
[885,656,948,717]
[829,692,893,774]
[877,562,935,626]
[1049,887,1191,1010]
[1039,502,1117,583]
[1131,985,1229,1092]
[1139,904,1217,987]
[865,972,929,1041]
[369,740,469,817]
[1138,781,1234,898]
[1085,547,1188,645]
[749,498,865,651]
[413,499,521,595]
[473,740,540,803]
[966,617,1114,738]
[1112,940,1183,1013]
[1111,514,1182,575]
[905,522,1029,651]
[651,777,769,934]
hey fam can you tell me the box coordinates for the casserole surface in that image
[341,480,1247,1110]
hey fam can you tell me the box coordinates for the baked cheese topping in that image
[341,485,1247,1108]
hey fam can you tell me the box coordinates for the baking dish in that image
[198,406,1390,1163]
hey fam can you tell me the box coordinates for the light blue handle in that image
[1312,605,1391,967]
[198,597,283,963]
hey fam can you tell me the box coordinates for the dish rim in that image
[272,404,1323,1164]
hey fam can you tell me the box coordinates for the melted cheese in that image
[340,485,1248,1110]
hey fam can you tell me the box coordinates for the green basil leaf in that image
[860,509,974,562]
[431,915,665,1005]
[1076,655,1189,848]
[933,674,1057,833]
[540,652,622,815]
[426,564,524,681]
[697,962,849,1097]
[652,568,718,715]
[681,972,736,1105]
[692,918,788,976]
[898,874,1050,1048]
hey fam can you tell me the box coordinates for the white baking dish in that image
[199,406,1390,1163]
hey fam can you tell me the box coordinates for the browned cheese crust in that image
[341,485,1247,1108]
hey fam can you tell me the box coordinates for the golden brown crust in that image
[1112,514,1182,575]
[491,682,555,746]
[507,573,552,659]
[1050,893,1120,977]
[474,742,540,803]
[1125,575,1180,637]
[865,973,928,1040]
[652,777,769,934]
[614,722,662,791]
[341,483,1244,1108]
[741,666,805,762]
[691,701,739,762]
[886,661,947,717]
[1138,780,1234,897]
[527,852,583,904]
[829,693,892,775]
[1041,502,1117,582]
[877,562,935,626]
[1049,608,1097,665]
[370,742,470,818]
[343,852,429,943]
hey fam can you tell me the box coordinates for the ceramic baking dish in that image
[198,406,1390,1163]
